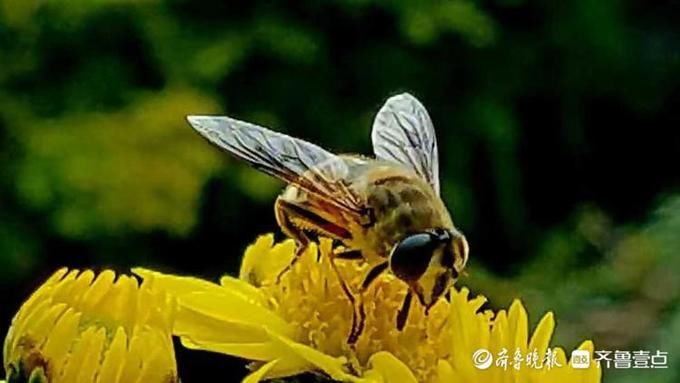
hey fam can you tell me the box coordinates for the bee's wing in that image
[371,93,440,195]
[187,115,365,215]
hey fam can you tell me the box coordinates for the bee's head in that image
[389,228,469,310]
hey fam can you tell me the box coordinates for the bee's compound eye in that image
[390,233,438,282]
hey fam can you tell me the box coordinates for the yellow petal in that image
[572,340,601,383]
[367,352,418,383]
[508,299,528,354]
[7,298,51,354]
[528,311,554,358]
[42,309,81,377]
[219,275,267,305]
[264,329,359,382]
[468,294,487,312]
[555,347,568,370]
[135,268,282,330]
[75,327,106,383]
[435,360,462,383]
[242,359,278,383]
[133,268,221,296]
[80,270,116,314]
[12,268,67,329]
[178,291,293,337]
[134,333,177,383]
[249,356,314,382]
[174,306,270,344]
[60,327,98,382]
[119,326,146,382]
[97,275,138,330]
[68,270,95,308]
[180,338,279,361]
[240,236,297,286]
[239,234,275,282]
[29,302,68,347]
[136,281,174,332]
[50,269,80,303]
[96,327,127,383]
[360,370,384,383]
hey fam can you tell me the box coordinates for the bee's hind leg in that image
[274,200,311,283]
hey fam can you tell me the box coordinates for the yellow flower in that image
[137,234,602,383]
[3,268,178,383]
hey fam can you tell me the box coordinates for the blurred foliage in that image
[8,88,221,237]
[0,0,678,381]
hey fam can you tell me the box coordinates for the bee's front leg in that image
[333,247,364,260]
[360,261,389,291]
[396,290,413,331]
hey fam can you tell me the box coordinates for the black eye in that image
[390,233,438,282]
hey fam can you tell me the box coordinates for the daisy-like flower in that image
[137,234,602,383]
[2,268,178,383]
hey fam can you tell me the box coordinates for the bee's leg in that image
[328,255,365,345]
[328,259,388,344]
[350,299,366,346]
[340,261,390,342]
[396,290,413,331]
[332,249,380,345]
[275,197,354,281]
[275,236,310,283]
[274,200,311,283]
[333,248,364,260]
[360,261,389,292]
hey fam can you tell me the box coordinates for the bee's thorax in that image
[363,171,453,258]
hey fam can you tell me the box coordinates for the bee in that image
[187,93,469,343]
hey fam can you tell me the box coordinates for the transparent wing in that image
[371,93,440,195]
[187,115,365,215]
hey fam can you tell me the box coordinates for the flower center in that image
[256,240,452,382]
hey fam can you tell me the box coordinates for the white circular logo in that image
[472,349,493,370]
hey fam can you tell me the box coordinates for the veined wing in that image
[187,115,365,215]
[371,93,440,195]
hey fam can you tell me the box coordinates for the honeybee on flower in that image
[187,93,469,343]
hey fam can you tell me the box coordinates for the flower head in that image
[138,234,602,383]
[3,268,178,383]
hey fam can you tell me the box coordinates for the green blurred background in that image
[0,0,678,381]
